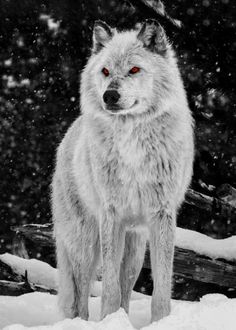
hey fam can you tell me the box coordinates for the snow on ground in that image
[1,292,236,330]
[176,227,236,261]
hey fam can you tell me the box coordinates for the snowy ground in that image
[1,292,236,330]
[1,229,236,330]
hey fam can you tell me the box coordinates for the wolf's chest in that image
[116,132,147,169]
[114,125,167,179]
[93,119,177,213]
[103,136,168,222]
[105,130,166,201]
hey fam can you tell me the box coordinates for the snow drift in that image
[1,292,236,330]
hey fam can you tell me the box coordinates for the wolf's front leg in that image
[56,240,78,318]
[120,230,147,313]
[100,208,125,319]
[55,213,100,320]
[149,209,175,323]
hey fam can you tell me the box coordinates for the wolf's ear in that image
[137,19,169,55]
[92,20,114,53]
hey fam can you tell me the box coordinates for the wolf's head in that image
[81,19,184,118]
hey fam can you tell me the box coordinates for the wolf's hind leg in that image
[120,230,147,313]
[149,210,175,322]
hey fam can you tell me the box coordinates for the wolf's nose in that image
[103,90,120,106]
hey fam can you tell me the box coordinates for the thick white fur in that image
[52,21,194,323]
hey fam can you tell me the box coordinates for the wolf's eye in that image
[102,67,109,77]
[129,67,140,74]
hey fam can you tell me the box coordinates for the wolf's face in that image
[81,20,177,117]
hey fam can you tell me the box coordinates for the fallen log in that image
[0,253,147,298]
[12,223,53,248]
[0,256,58,296]
[0,253,58,292]
[185,189,236,222]
[10,221,236,289]
[143,246,236,288]
[9,188,236,291]
[1,244,236,297]
[0,280,56,296]
[0,259,23,282]
[0,280,34,296]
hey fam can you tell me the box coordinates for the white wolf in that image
[52,19,194,323]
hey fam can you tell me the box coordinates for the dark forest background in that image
[0,0,235,273]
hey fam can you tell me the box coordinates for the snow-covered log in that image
[0,253,57,290]
[5,225,236,291]
[0,259,23,282]
[8,188,236,290]
[12,223,236,261]
[0,254,58,295]
[0,254,147,299]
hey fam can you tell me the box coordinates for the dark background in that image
[0,0,235,297]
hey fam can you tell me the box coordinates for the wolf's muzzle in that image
[103,90,120,107]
